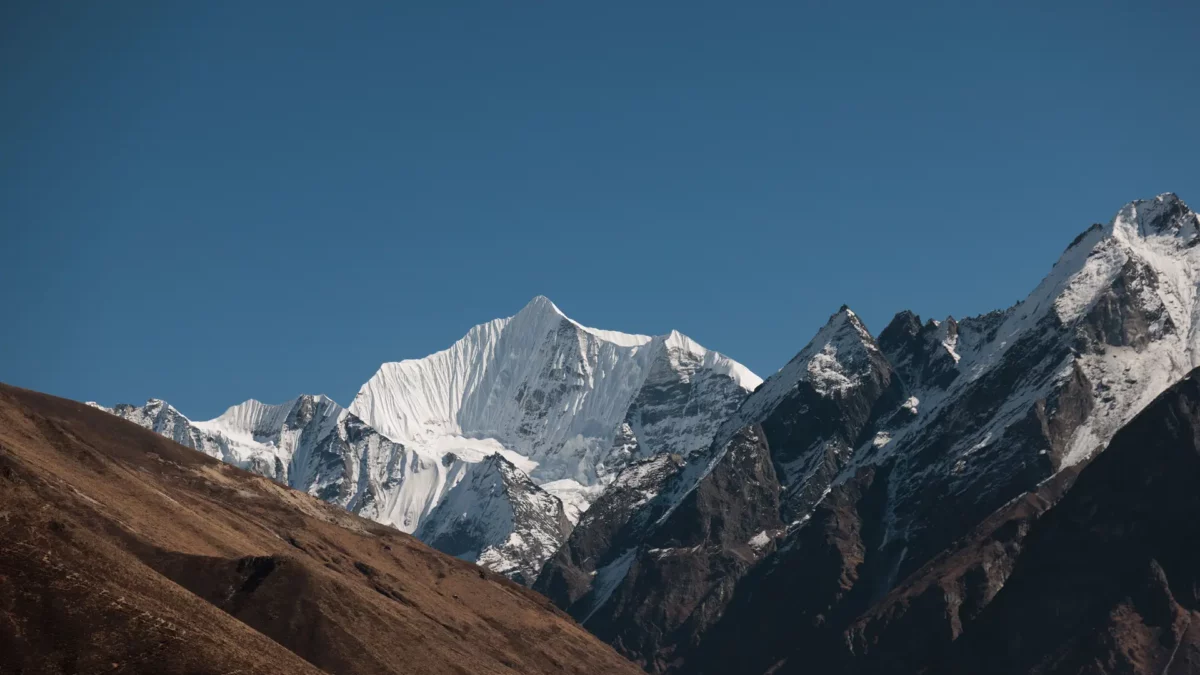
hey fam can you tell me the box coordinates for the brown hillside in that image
[0,383,642,675]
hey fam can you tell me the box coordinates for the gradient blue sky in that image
[3,1,1197,419]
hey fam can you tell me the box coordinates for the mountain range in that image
[536,192,1200,672]
[93,296,758,583]
[82,192,1200,674]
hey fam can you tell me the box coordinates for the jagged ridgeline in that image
[93,296,760,583]
[93,194,1200,673]
[535,193,1200,673]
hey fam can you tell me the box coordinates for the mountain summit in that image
[538,193,1200,672]
[350,295,759,489]
[95,296,759,581]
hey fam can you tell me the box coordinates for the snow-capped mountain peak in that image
[96,296,757,583]
[350,296,760,491]
[196,394,341,442]
[1115,192,1197,239]
[521,295,655,348]
[728,306,882,431]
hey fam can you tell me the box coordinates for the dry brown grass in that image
[0,383,641,675]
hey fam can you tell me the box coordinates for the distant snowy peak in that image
[198,394,341,438]
[190,394,345,461]
[1116,192,1198,240]
[94,394,456,534]
[727,307,885,434]
[89,399,208,451]
[979,194,1195,353]
[876,194,1200,393]
[89,398,184,429]
[350,295,761,488]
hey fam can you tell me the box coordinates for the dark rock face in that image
[535,453,685,609]
[773,466,1075,675]
[760,334,905,522]
[877,311,961,392]
[1077,256,1175,352]
[941,370,1200,675]
[690,368,1200,675]
[538,195,1200,675]
[540,309,908,670]
[880,313,1086,579]
[582,425,783,672]
[417,454,571,585]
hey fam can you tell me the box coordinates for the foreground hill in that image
[0,383,641,675]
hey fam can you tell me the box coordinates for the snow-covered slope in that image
[416,453,572,584]
[350,296,760,506]
[94,395,466,533]
[94,296,758,582]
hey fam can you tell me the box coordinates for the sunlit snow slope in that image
[94,296,758,581]
[349,295,760,506]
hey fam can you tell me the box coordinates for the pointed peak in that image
[730,304,888,424]
[977,192,1198,351]
[1118,190,1195,237]
[479,453,540,486]
[509,296,654,348]
[939,315,959,336]
[660,328,699,353]
[505,295,571,335]
[1113,192,1197,240]
[484,451,518,469]
[824,305,870,337]
[879,310,923,343]
[1061,193,1196,257]
[832,305,863,325]
[516,295,568,320]
[786,305,881,371]
[507,295,576,335]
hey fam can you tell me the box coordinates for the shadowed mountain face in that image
[0,384,642,675]
[680,370,1200,675]
[610,367,1200,675]
[939,369,1200,675]
[535,194,1200,673]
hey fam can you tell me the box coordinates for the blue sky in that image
[2,1,1197,419]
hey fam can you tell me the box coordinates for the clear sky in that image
[2,1,1197,420]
